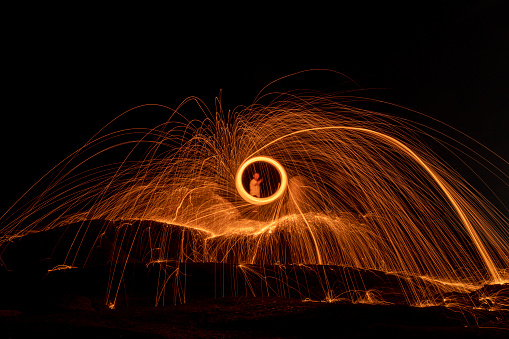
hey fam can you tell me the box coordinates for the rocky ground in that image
[1,221,508,338]
[1,295,509,338]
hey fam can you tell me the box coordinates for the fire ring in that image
[235,156,288,205]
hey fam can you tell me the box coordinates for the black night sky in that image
[2,3,508,214]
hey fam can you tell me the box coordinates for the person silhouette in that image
[249,172,263,198]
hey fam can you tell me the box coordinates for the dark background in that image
[2,1,508,215]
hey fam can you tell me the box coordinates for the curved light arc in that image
[235,156,288,205]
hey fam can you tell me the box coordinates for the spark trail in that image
[0,88,508,311]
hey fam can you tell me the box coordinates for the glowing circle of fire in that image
[235,156,288,205]
[0,85,508,314]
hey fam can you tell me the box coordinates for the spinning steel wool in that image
[1,87,508,311]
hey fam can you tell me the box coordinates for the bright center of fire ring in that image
[235,156,288,205]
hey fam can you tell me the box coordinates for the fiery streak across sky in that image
[0,86,508,312]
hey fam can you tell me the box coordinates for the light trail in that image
[0,89,507,311]
[235,156,288,205]
[251,125,502,282]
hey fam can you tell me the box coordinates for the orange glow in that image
[0,90,508,313]
[235,156,288,205]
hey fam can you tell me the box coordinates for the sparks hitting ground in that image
[1,86,508,314]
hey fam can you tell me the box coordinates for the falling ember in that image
[0,87,508,313]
